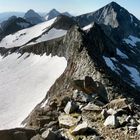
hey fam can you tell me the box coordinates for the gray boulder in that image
[137,125,140,134]
[71,121,97,135]
[107,108,117,115]
[71,121,88,135]
[82,102,101,111]
[101,109,109,119]
[64,101,78,114]
[41,129,57,140]
[73,90,91,103]
[58,114,81,128]
[14,131,27,140]
[104,115,120,128]
[31,134,43,140]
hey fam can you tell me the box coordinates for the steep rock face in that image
[0,128,36,140]
[75,2,140,42]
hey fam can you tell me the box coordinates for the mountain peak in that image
[109,1,120,6]
[45,9,60,21]
[49,9,59,13]
[107,1,122,10]
[24,9,41,18]
[24,9,44,25]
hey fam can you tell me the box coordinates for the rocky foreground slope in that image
[1,2,140,140]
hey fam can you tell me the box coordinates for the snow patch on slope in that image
[116,49,128,59]
[130,15,133,23]
[103,56,120,75]
[103,56,116,71]
[27,28,67,45]
[83,24,93,31]
[0,53,67,129]
[123,35,140,47]
[123,64,140,87]
[0,18,57,48]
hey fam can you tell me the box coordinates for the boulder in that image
[82,102,101,112]
[126,115,138,126]
[71,121,88,135]
[14,131,27,140]
[72,80,85,91]
[117,115,128,126]
[105,98,129,110]
[0,128,36,140]
[101,109,109,119]
[41,129,57,140]
[73,90,91,103]
[107,108,117,115]
[71,121,97,135]
[128,126,137,131]
[137,125,140,134]
[84,136,101,140]
[31,134,43,140]
[64,101,78,114]
[104,115,120,128]
[58,114,81,128]
[72,76,98,94]
[84,76,97,94]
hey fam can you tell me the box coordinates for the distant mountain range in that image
[0,9,72,23]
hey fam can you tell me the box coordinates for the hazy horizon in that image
[0,0,139,19]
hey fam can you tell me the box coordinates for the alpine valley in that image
[0,1,140,140]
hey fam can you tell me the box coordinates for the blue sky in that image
[0,0,140,18]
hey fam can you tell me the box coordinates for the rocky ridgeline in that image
[24,76,140,140]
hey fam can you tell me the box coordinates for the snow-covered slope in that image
[27,28,67,45]
[0,17,68,48]
[0,18,57,48]
[0,53,67,129]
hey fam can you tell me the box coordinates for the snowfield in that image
[0,18,57,48]
[27,28,67,45]
[0,53,67,129]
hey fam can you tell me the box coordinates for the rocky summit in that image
[0,1,140,140]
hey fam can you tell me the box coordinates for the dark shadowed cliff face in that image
[24,9,45,25]
[75,2,140,42]
[0,16,32,41]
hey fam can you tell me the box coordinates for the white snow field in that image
[27,28,67,45]
[0,18,57,48]
[0,53,67,129]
